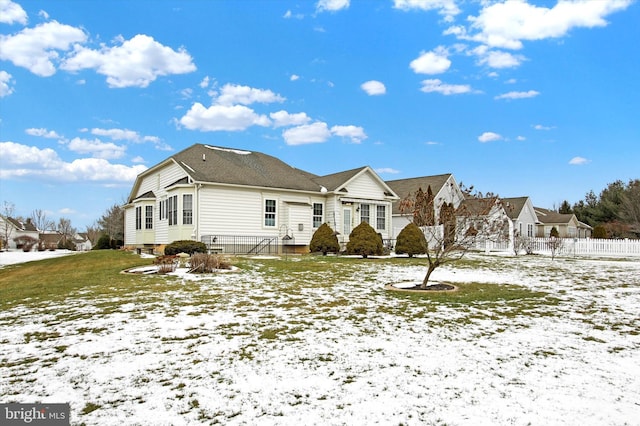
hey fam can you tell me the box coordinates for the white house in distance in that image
[534,207,592,238]
[386,174,465,238]
[124,144,399,254]
[502,197,538,239]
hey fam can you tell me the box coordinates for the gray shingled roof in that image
[534,207,574,224]
[501,197,529,220]
[171,144,324,192]
[386,174,452,215]
[313,167,368,192]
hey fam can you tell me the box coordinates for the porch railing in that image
[200,235,281,255]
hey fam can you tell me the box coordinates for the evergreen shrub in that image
[309,223,340,255]
[395,222,428,258]
[164,240,207,256]
[346,221,383,258]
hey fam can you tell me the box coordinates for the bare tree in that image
[98,203,124,242]
[400,187,507,289]
[57,217,76,247]
[85,221,101,245]
[1,201,16,250]
[30,209,55,231]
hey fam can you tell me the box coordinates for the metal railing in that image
[200,235,281,254]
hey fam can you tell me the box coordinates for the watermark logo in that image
[1,403,69,425]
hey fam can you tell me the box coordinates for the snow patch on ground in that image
[1,253,639,425]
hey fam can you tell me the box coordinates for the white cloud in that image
[516,136,526,141]
[179,102,271,132]
[270,110,311,128]
[61,34,196,88]
[290,74,300,81]
[283,10,304,19]
[425,141,440,145]
[215,84,285,106]
[66,137,127,160]
[0,21,87,77]
[494,90,540,100]
[25,128,62,139]
[375,167,400,174]
[0,0,28,25]
[90,128,140,141]
[0,71,15,97]
[199,76,210,88]
[282,122,331,146]
[478,132,503,143]
[361,80,386,96]
[420,79,474,95]
[476,49,525,69]
[393,0,461,22]
[331,125,367,143]
[466,0,632,50]
[316,0,350,13]
[0,141,145,182]
[131,156,145,164]
[569,156,591,165]
[410,47,451,74]
[534,124,554,130]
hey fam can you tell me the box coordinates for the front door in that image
[343,208,352,236]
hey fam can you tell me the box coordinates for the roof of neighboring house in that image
[458,197,502,216]
[170,144,324,192]
[501,197,530,220]
[39,232,62,245]
[4,217,38,232]
[534,207,576,225]
[386,174,453,215]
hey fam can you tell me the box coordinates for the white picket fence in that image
[480,237,640,257]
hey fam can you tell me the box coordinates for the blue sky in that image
[1,0,638,230]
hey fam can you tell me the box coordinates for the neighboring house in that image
[74,233,93,251]
[124,144,399,253]
[0,216,39,250]
[39,232,62,250]
[386,174,465,238]
[502,197,539,239]
[534,207,593,238]
[457,197,512,246]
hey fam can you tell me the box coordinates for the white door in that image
[343,208,351,236]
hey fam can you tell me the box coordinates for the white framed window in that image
[360,204,370,224]
[135,206,142,230]
[264,199,276,227]
[145,206,153,229]
[313,203,323,228]
[527,223,534,237]
[183,194,193,225]
[376,205,386,230]
[168,195,178,226]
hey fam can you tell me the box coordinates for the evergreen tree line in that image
[559,179,640,238]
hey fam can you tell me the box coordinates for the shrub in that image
[164,240,207,256]
[549,226,560,238]
[309,223,340,255]
[189,253,232,273]
[395,223,427,258]
[346,221,383,258]
[154,255,177,274]
[14,235,38,252]
[94,234,112,250]
[58,239,76,251]
[593,225,607,239]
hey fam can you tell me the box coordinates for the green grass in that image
[0,250,154,310]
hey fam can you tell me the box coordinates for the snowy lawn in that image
[1,252,639,425]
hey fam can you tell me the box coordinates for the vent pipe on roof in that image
[202,153,206,161]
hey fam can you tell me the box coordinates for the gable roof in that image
[458,197,503,216]
[3,217,38,232]
[386,174,453,200]
[386,174,453,215]
[501,197,530,220]
[534,207,575,225]
[169,144,324,192]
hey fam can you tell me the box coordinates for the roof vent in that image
[202,153,206,161]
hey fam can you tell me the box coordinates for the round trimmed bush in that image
[395,222,428,258]
[164,240,207,256]
[309,223,340,255]
[346,221,383,258]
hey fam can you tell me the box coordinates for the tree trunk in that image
[421,264,437,289]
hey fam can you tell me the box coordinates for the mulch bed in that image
[385,282,457,293]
